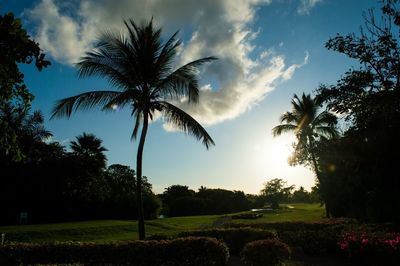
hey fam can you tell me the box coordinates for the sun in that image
[265,137,293,168]
[253,135,295,172]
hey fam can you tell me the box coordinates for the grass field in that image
[0,203,324,243]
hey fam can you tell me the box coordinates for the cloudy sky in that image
[3,0,378,194]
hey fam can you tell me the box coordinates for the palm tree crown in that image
[272,93,338,174]
[51,19,215,147]
[51,19,216,239]
[70,132,107,168]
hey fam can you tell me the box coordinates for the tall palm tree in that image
[70,132,107,169]
[51,19,216,239]
[272,93,338,184]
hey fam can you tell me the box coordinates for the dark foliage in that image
[160,185,252,217]
[0,131,160,224]
[0,12,50,160]
[260,178,294,209]
[315,0,400,222]
[229,219,356,255]
[241,239,291,266]
[231,213,263,219]
[289,186,319,203]
[179,228,276,255]
[0,237,229,266]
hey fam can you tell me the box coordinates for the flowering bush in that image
[339,231,400,265]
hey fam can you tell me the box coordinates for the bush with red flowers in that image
[339,231,400,265]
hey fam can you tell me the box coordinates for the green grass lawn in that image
[231,203,325,224]
[0,203,324,243]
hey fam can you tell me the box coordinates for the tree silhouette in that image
[0,13,50,160]
[315,0,400,222]
[0,103,52,160]
[261,178,294,209]
[272,93,338,215]
[272,93,338,181]
[51,19,216,239]
[70,132,107,169]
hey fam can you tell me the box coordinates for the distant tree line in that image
[0,112,160,224]
[159,182,318,217]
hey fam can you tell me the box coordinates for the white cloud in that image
[27,0,93,64]
[27,0,307,127]
[297,0,322,15]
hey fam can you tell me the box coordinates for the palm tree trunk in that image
[310,149,331,218]
[136,112,149,240]
[310,150,321,183]
[308,137,331,218]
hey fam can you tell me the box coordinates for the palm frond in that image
[272,124,297,137]
[313,111,338,126]
[102,89,142,111]
[51,91,120,119]
[77,32,138,90]
[154,56,217,102]
[154,31,180,77]
[280,111,297,123]
[291,94,302,112]
[27,110,52,140]
[159,101,214,149]
[313,126,339,139]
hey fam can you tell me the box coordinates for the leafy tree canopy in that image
[315,0,400,222]
[0,12,50,159]
[260,178,294,209]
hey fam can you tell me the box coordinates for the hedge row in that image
[178,227,276,254]
[228,218,356,232]
[0,237,229,266]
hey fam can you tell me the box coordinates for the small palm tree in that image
[70,133,107,169]
[272,93,338,183]
[1,103,52,160]
[51,19,216,239]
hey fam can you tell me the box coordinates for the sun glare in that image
[266,138,293,168]
[247,134,315,193]
[253,135,295,172]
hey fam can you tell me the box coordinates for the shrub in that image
[228,218,356,231]
[178,228,276,255]
[339,231,400,265]
[231,213,263,219]
[228,219,353,255]
[0,237,229,266]
[145,234,172,240]
[241,239,291,266]
[277,227,341,255]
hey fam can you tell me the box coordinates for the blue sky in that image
[2,0,378,194]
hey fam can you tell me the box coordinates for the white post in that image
[1,233,4,245]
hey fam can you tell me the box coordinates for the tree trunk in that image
[136,112,149,240]
[309,140,331,218]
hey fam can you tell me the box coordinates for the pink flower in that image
[361,239,369,245]
[384,239,396,248]
[340,242,349,250]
